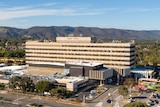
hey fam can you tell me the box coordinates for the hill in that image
[0,26,160,40]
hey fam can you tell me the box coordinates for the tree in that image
[19,77,34,93]
[118,85,128,96]
[157,88,160,93]
[35,81,50,95]
[123,78,135,92]
[123,102,149,107]
[9,76,34,92]
[49,86,73,98]
[123,78,135,86]
[50,87,66,98]
[9,76,21,89]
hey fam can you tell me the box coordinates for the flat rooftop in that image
[66,61,102,67]
[30,61,102,67]
[131,68,154,73]
[55,76,88,83]
[0,65,27,72]
[30,62,65,66]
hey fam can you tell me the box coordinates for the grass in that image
[3,98,12,102]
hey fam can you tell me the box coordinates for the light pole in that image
[108,93,113,107]
[16,87,19,105]
[129,94,132,98]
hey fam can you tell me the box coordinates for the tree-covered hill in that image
[0,26,160,40]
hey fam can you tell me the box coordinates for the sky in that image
[0,0,160,30]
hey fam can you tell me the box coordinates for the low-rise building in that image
[131,68,153,80]
[55,76,88,91]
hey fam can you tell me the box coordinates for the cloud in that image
[6,6,33,11]
[0,4,118,20]
[0,8,75,20]
[43,2,57,6]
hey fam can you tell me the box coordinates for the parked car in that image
[155,100,159,104]
[128,98,135,103]
[147,99,154,106]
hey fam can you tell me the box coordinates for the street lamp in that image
[16,86,19,105]
[129,94,132,98]
[108,93,113,107]
[108,93,112,101]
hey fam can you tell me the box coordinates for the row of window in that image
[26,56,134,62]
[26,44,135,48]
[26,52,134,57]
[26,48,135,53]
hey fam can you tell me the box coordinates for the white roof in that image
[131,69,154,74]
[31,62,65,66]
[55,76,88,84]
[0,65,27,72]
[66,61,102,67]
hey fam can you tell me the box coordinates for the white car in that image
[147,99,154,106]
[128,98,135,103]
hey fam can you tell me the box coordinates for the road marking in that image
[95,102,103,107]
[114,101,120,107]
[149,93,153,98]
[113,89,118,93]
[15,97,26,101]
[102,89,118,101]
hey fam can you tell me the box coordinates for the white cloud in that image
[6,6,33,11]
[43,2,57,6]
[0,5,117,20]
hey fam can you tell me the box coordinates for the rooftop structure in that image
[55,76,89,91]
[131,68,154,79]
[56,36,91,43]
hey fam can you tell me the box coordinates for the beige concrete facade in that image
[25,37,135,76]
[89,68,113,80]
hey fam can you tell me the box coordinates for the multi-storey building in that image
[25,37,135,76]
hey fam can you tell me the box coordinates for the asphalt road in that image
[85,85,118,107]
[0,93,81,107]
[84,86,160,107]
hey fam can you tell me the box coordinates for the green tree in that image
[19,77,34,93]
[49,86,73,98]
[35,81,50,95]
[123,102,149,107]
[9,76,34,92]
[0,50,5,57]
[14,49,25,58]
[157,88,160,93]
[9,76,21,89]
[118,85,128,96]
[123,78,135,92]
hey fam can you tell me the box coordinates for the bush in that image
[123,102,149,107]
[0,83,5,90]
[30,103,43,107]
